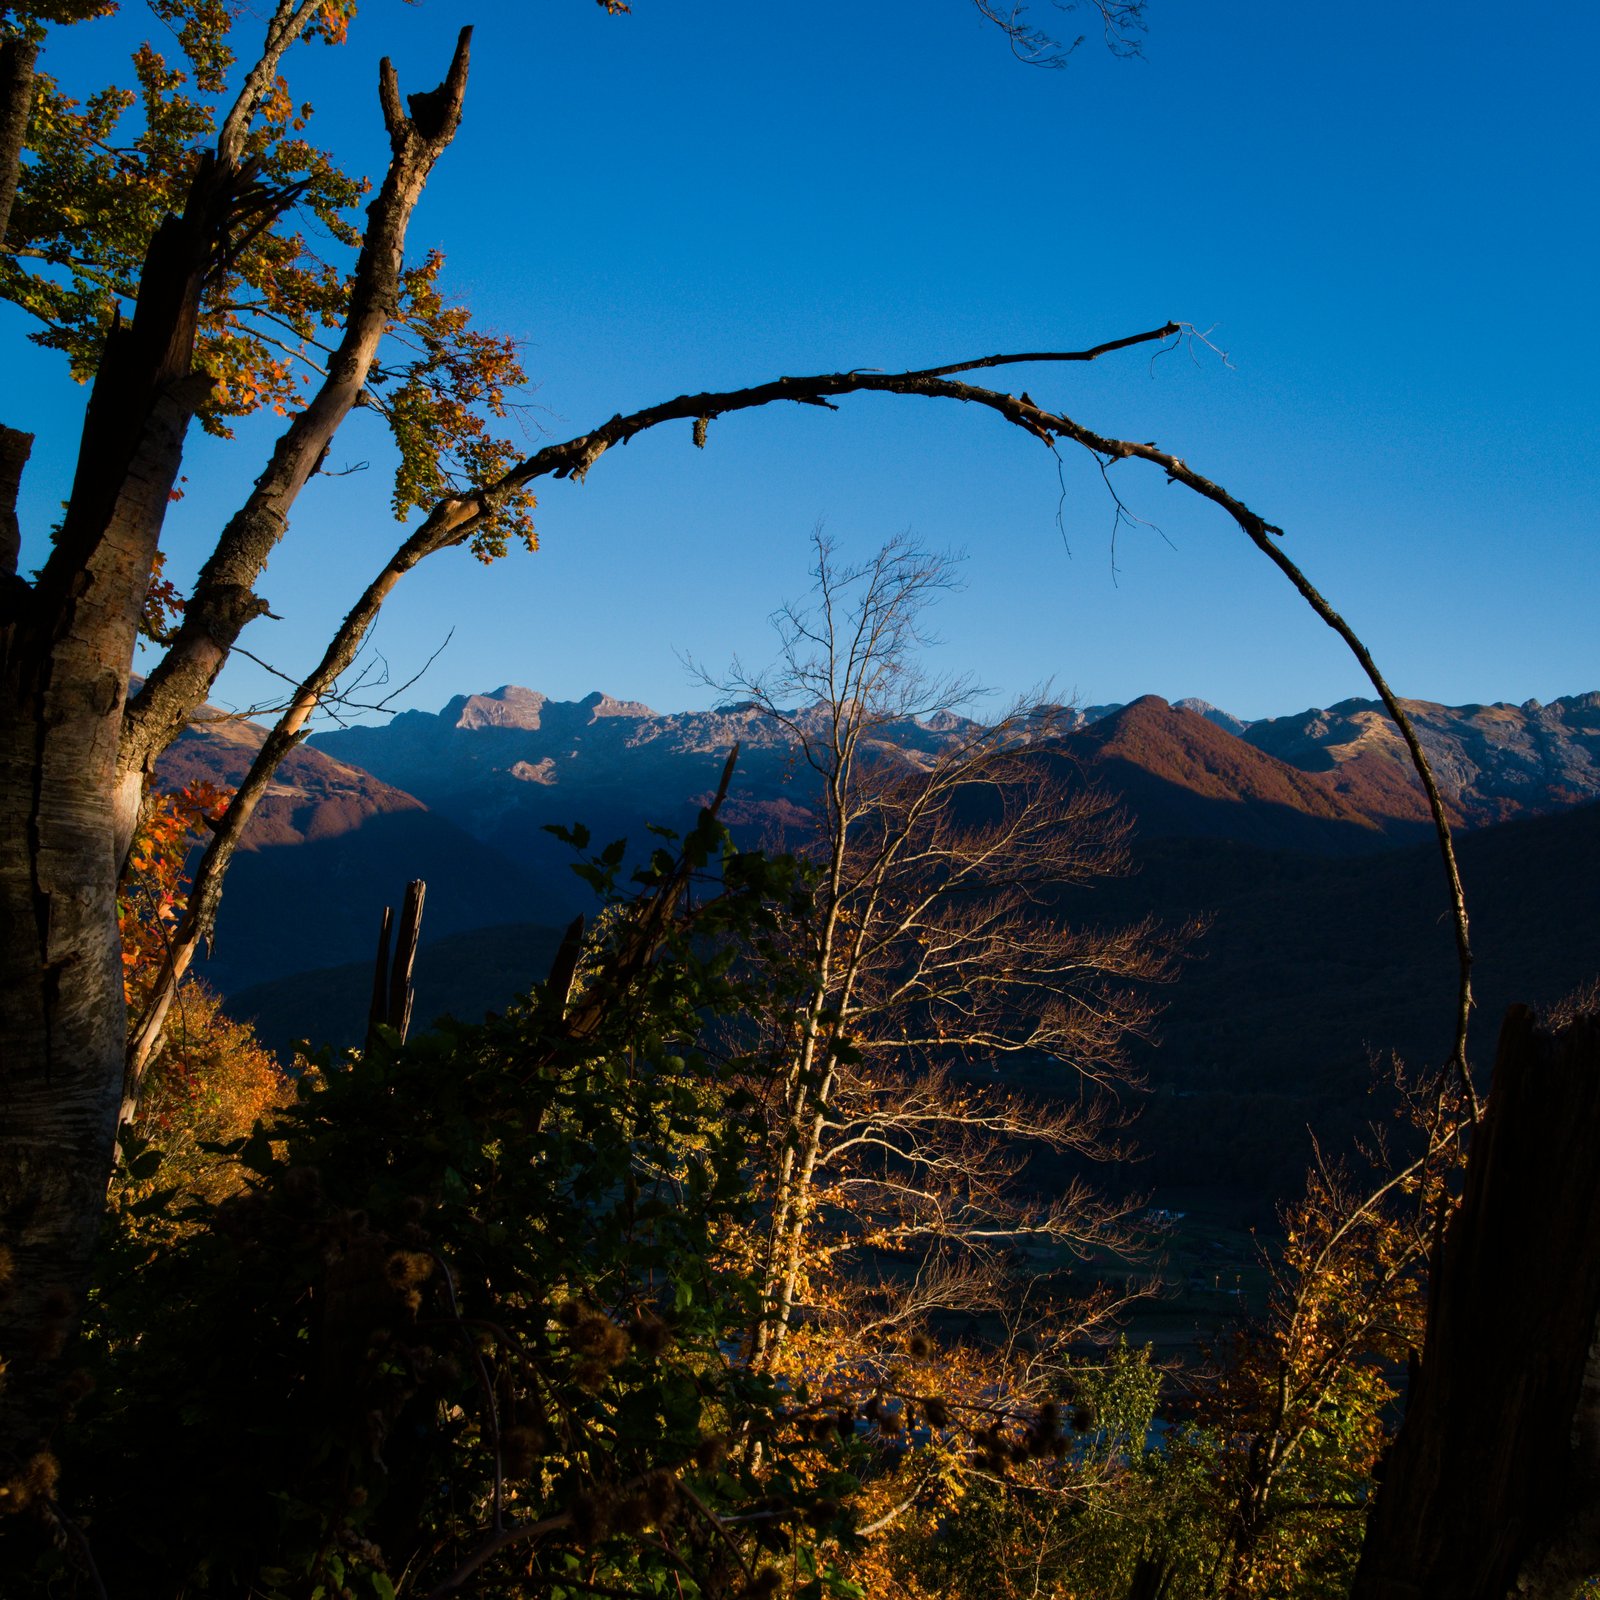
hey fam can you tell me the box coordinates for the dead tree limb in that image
[364,879,425,1050]
[117,26,475,863]
[132,323,1473,1110]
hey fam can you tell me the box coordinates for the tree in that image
[1190,1137,1443,1598]
[0,0,1476,1479]
[710,534,1187,1373]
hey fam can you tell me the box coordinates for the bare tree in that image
[704,535,1187,1370]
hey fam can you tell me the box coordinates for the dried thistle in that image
[627,1312,672,1357]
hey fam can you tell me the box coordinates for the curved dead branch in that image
[132,323,1475,1122]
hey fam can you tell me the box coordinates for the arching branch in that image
[126,323,1475,1116]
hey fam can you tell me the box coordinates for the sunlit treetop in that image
[0,0,537,558]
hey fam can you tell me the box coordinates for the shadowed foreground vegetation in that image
[4,788,1516,1600]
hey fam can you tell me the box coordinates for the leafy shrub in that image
[21,812,862,1598]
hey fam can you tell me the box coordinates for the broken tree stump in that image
[364,879,425,1051]
[1352,1002,1600,1600]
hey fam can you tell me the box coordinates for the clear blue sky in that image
[9,1,1598,722]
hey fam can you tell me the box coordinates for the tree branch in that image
[129,319,1473,1123]
[121,27,475,850]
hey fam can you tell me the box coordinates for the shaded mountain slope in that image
[196,810,550,994]
[308,688,1115,915]
[189,689,1480,1000]
[168,684,1600,1220]
[307,687,1453,887]
[155,705,426,846]
[153,705,547,994]
[1061,798,1600,1206]
[227,921,570,1060]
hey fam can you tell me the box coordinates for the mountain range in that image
[305,684,1600,850]
[159,685,1600,1214]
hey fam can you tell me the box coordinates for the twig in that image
[430,1250,504,1532]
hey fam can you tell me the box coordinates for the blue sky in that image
[9,0,1598,722]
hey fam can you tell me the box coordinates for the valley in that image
[170,684,1600,1220]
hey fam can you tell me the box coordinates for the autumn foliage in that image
[117,780,290,1195]
[118,778,228,1011]
[3,0,535,551]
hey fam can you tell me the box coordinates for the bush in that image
[18,814,861,1598]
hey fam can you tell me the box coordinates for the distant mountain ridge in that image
[1044,697,1445,854]
[161,683,1600,1218]
[307,684,1600,872]
[310,683,1600,834]
[1241,692,1600,823]
[165,680,1600,1008]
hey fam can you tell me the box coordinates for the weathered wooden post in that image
[365,879,425,1050]
[1353,1003,1600,1599]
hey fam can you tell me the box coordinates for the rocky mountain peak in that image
[1173,697,1249,736]
[579,690,657,720]
[443,685,550,731]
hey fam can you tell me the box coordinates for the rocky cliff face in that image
[1244,693,1600,823]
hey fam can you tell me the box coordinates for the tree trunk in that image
[119,30,474,795]
[0,31,38,252]
[0,158,226,1457]
[118,32,475,1093]
[1352,1004,1600,1600]
[364,878,426,1051]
